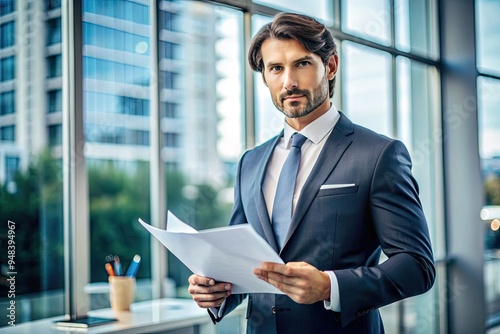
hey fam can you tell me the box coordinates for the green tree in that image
[88,160,151,282]
[0,149,64,296]
[485,174,500,205]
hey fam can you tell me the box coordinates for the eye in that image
[269,65,283,72]
[297,61,311,67]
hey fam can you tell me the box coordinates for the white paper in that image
[138,211,284,294]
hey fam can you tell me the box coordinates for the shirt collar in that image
[283,104,340,147]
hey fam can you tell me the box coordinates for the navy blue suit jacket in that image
[214,113,435,333]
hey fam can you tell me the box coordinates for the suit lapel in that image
[254,134,282,252]
[282,114,354,250]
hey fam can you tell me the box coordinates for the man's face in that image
[260,38,336,120]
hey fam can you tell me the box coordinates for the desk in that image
[0,298,246,334]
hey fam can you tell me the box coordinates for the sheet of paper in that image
[138,211,284,294]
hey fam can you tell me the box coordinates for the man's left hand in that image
[254,261,330,304]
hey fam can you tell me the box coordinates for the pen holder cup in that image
[108,276,135,311]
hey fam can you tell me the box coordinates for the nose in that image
[283,69,298,91]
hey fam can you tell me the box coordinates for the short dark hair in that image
[248,12,338,98]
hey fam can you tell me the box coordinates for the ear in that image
[326,55,339,81]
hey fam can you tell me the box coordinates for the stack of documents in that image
[139,211,284,294]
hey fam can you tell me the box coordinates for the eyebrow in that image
[294,55,315,64]
[264,55,316,70]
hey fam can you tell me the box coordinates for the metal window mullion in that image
[149,0,166,299]
[391,55,398,138]
[440,0,485,332]
[243,11,255,149]
[390,0,399,138]
[62,0,89,318]
[389,0,396,49]
[334,0,341,30]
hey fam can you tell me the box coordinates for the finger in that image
[254,267,289,286]
[265,272,301,289]
[189,282,232,295]
[192,292,229,308]
[258,262,288,274]
[189,274,215,286]
[256,264,298,279]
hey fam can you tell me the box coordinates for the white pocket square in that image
[320,183,356,190]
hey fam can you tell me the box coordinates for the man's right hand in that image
[188,274,232,309]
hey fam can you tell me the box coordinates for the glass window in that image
[161,71,181,90]
[47,55,62,78]
[478,77,500,318]
[4,155,19,183]
[393,57,443,333]
[396,58,443,254]
[394,0,439,59]
[84,0,149,25]
[0,125,15,141]
[478,78,500,160]
[0,56,15,81]
[476,0,500,76]
[121,96,150,116]
[0,91,15,115]
[161,102,179,119]
[252,14,281,145]
[83,23,150,55]
[1,21,15,48]
[159,41,181,60]
[159,1,244,297]
[48,124,62,146]
[46,17,62,45]
[0,2,64,327]
[84,91,150,115]
[164,133,179,147]
[48,90,62,113]
[253,0,333,26]
[341,41,392,136]
[83,57,148,86]
[341,0,392,46]
[85,124,149,146]
[159,11,182,32]
[46,0,61,11]
[476,0,500,328]
[0,0,15,16]
[82,0,153,308]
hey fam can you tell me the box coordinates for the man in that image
[188,12,435,333]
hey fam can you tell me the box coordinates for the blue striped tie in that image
[272,133,307,250]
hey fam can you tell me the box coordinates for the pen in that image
[105,262,115,276]
[106,254,114,264]
[114,255,123,276]
[125,254,141,277]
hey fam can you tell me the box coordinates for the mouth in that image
[283,95,304,102]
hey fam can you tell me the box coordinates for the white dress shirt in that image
[262,104,341,312]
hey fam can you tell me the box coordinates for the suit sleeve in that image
[334,140,436,327]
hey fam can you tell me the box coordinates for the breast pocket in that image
[316,184,359,197]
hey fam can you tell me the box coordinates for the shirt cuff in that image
[323,271,341,312]
[209,299,226,318]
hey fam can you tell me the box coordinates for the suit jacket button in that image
[272,306,276,314]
